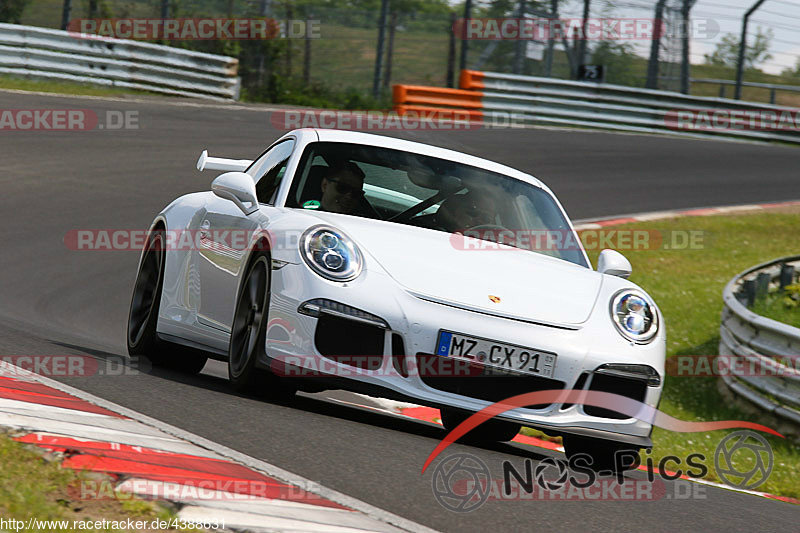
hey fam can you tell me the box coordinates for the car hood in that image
[309,213,602,327]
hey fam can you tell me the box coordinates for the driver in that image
[319,164,365,215]
[435,191,498,233]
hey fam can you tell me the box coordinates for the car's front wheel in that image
[440,408,521,444]
[228,252,295,401]
[127,228,208,374]
[563,435,641,474]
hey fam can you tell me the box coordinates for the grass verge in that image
[593,211,800,499]
[0,75,157,99]
[521,210,800,500]
[0,430,181,532]
[752,289,800,329]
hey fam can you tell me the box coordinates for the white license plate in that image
[435,331,556,378]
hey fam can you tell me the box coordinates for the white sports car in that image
[127,128,665,468]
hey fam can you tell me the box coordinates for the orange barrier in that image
[459,69,485,90]
[392,84,483,111]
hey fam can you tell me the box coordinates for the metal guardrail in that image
[719,256,800,430]
[655,76,800,103]
[692,78,800,104]
[0,24,240,100]
[458,70,800,144]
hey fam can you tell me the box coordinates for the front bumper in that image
[262,263,665,447]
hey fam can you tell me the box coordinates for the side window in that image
[248,139,295,204]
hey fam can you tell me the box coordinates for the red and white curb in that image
[573,199,800,230]
[0,362,434,533]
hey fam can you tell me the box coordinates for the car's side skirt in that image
[157,332,228,361]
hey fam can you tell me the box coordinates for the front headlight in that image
[300,225,363,282]
[610,289,659,343]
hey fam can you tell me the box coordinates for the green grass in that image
[751,288,800,329]
[0,431,181,531]
[579,212,800,499]
[0,75,151,98]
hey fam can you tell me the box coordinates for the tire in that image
[562,435,641,474]
[228,253,295,401]
[127,228,208,374]
[440,408,521,444]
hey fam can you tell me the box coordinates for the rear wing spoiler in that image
[196,150,254,172]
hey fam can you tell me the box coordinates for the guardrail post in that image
[781,264,795,289]
[735,0,767,100]
[544,0,558,78]
[460,0,473,72]
[544,0,559,77]
[770,87,776,104]
[756,272,771,300]
[645,0,668,89]
[285,4,293,77]
[512,0,527,74]
[304,14,312,85]
[743,278,757,307]
[575,0,591,80]
[382,12,397,90]
[60,0,71,30]
[680,0,696,94]
[372,0,389,98]
[447,12,457,87]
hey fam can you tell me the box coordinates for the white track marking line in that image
[178,505,399,533]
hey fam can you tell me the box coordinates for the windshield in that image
[286,142,588,268]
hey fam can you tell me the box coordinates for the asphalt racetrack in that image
[1,90,799,532]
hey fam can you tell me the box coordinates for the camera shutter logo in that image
[431,453,491,512]
[714,430,773,490]
[534,457,570,491]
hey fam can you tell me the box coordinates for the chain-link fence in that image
[8,0,800,106]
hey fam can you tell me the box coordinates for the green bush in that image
[0,0,30,23]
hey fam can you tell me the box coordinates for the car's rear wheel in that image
[562,435,641,474]
[127,229,208,374]
[440,408,521,443]
[228,253,295,401]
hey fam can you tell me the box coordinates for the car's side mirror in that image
[211,172,258,215]
[597,249,632,278]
